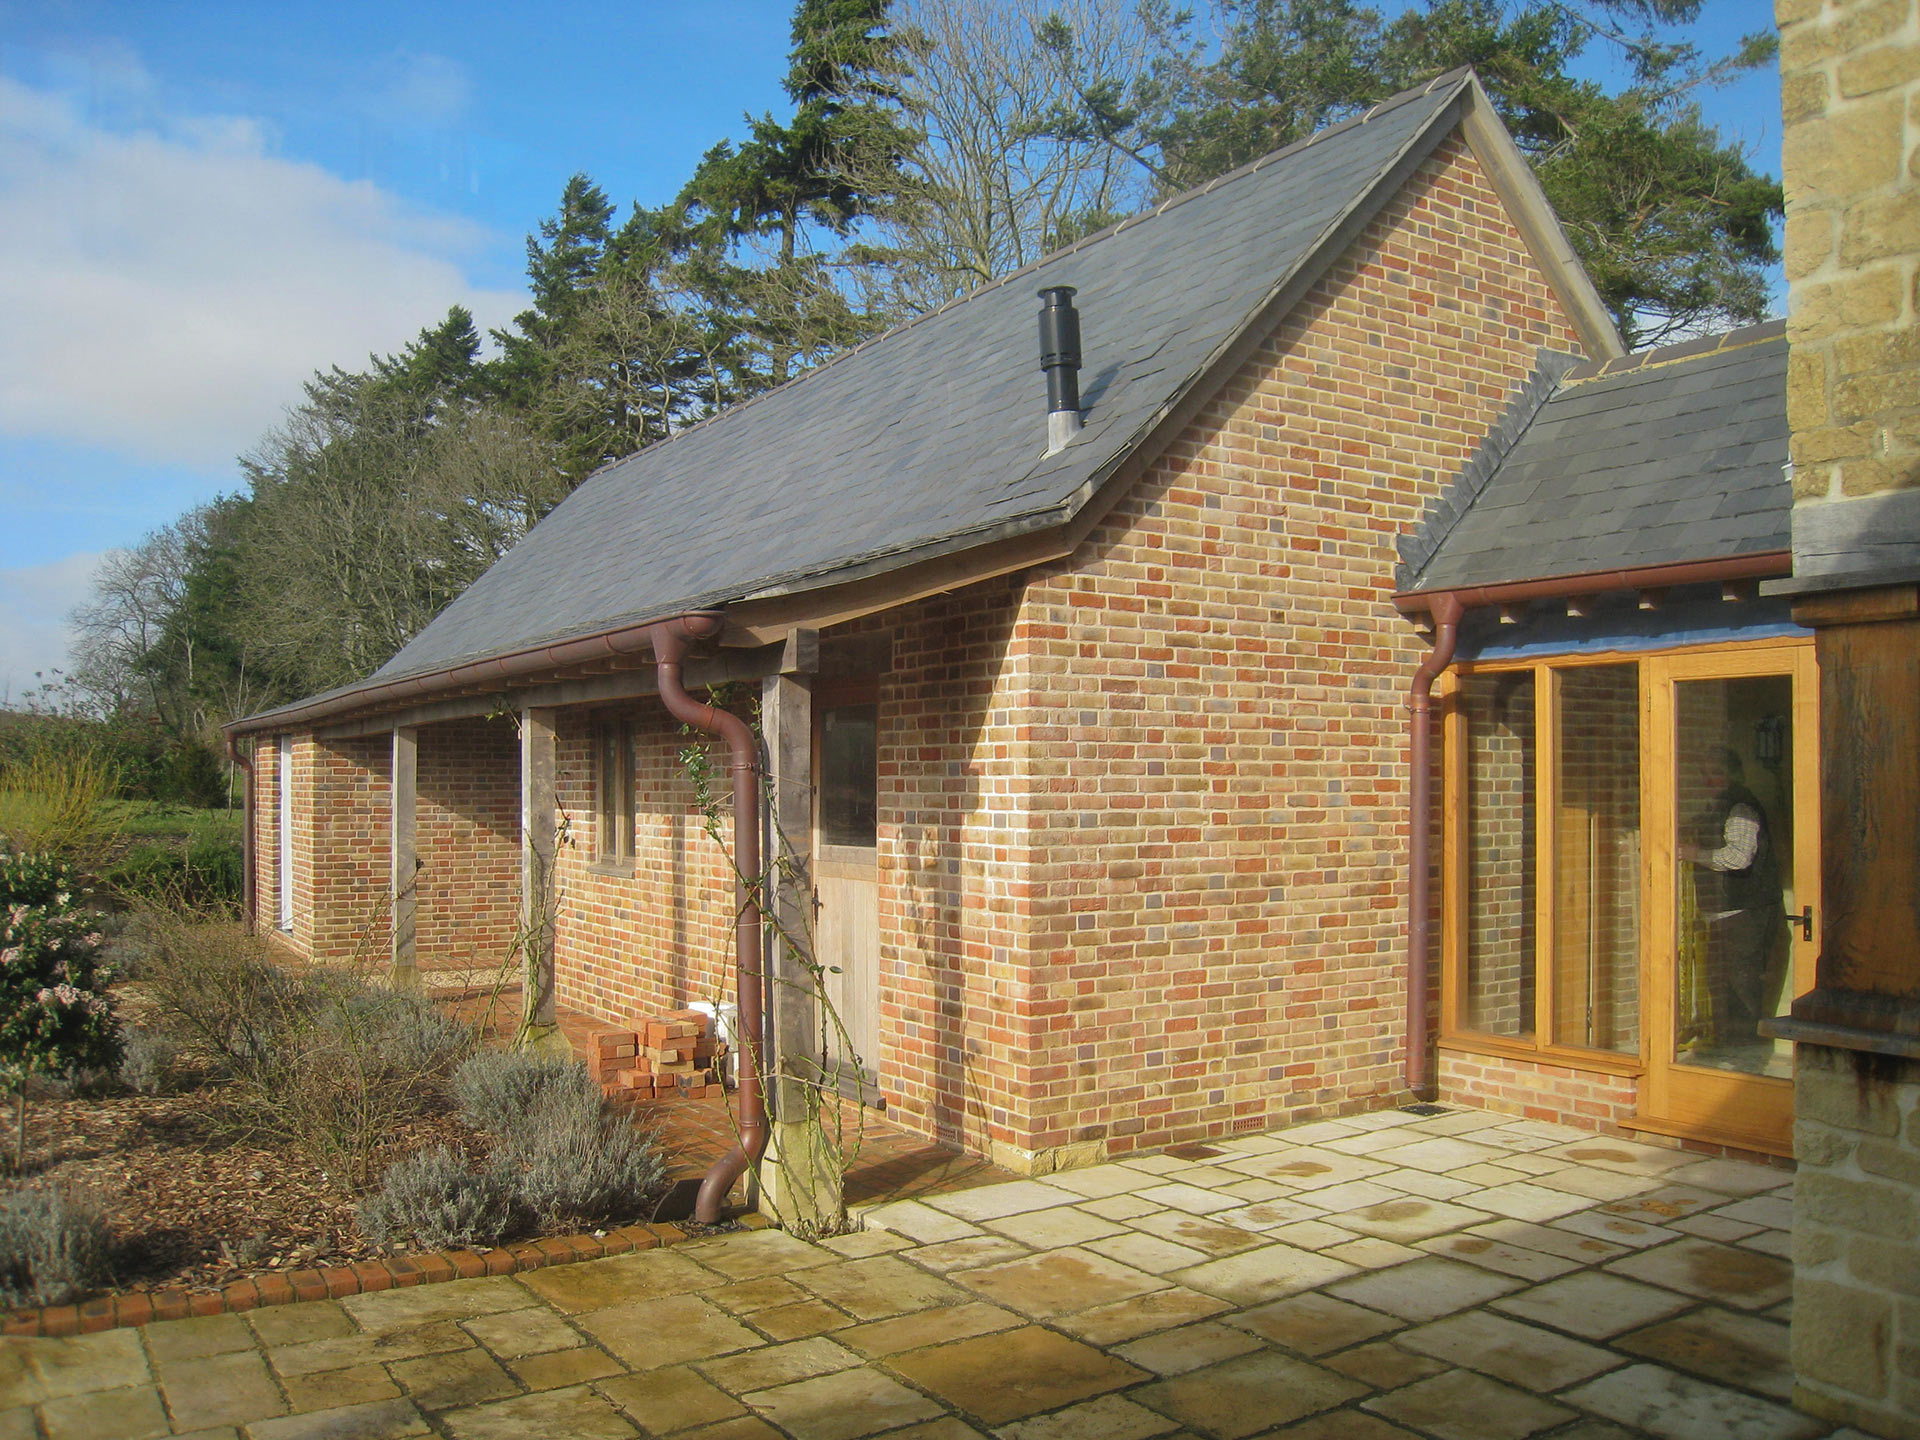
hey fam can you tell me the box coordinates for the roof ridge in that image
[1398,348,1584,592]
[1560,317,1785,385]
[558,69,1479,493]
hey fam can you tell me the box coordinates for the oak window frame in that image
[591,714,636,874]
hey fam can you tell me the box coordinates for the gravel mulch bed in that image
[10,1083,481,1297]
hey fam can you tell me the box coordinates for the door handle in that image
[1791,905,1814,942]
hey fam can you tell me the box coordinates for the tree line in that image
[52,0,1780,794]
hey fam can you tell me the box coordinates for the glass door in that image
[1639,644,1820,1153]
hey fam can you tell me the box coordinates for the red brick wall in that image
[308,735,391,964]
[798,131,1590,1163]
[1438,1048,1638,1132]
[550,704,738,1027]
[415,717,521,983]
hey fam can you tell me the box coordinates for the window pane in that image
[820,704,878,848]
[1552,664,1640,1053]
[1674,676,1794,1076]
[1462,671,1536,1038]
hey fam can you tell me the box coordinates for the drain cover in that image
[1399,1103,1448,1116]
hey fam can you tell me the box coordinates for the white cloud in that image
[0,71,523,469]
[0,552,100,703]
[357,52,475,129]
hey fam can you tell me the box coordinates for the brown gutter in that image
[1404,593,1462,1099]
[224,734,256,934]
[1392,550,1790,617]
[1396,548,1794,1098]
[649,614,768,1224]
[223,620,673,739]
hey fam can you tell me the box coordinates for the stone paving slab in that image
[3,1104,1847,1440]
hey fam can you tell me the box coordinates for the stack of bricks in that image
[589,1009,728,1106]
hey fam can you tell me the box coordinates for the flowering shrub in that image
[0,855,117,1166]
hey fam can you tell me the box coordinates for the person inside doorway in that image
[1680,746,1786,1058]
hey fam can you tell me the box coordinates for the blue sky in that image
[0,1,1782,699]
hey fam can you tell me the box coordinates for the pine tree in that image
[676,0,922,390]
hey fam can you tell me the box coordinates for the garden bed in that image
[13,1081,481,1297]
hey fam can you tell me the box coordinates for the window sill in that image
[585,859,636,880]
[1438,1033,1645,1078]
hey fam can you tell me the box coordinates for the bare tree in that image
[882,0,1158,308]
[70,517,199,728]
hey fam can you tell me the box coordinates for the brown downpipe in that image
[1394,547,1794,1098]
[649,614,767,1224]
[1405,592,1463,1099]
[225,734,256,934]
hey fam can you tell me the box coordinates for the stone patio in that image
[0,1105,1881,1440]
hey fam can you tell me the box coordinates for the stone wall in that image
[1780,0,1920,577]
[1790,1043,1920,1435]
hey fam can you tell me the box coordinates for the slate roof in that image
[365,72,1477,690]
[1399,321,1790,595]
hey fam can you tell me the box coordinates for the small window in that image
[595,718,634,866]
[819,703,878,849]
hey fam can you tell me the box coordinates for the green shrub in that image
[357,1146,517,1251]
[117,1028,178,1095]
[0,1185,111,1308]
[451,1049,601,1147]
[0,855,118,1168]
[134,904,477,1184]
[516,1116,666,1233]
[422,1049,668,1240]
[0,750,121,870]
[105,836,243,907]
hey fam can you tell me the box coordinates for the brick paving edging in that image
[1,1212,773,1341]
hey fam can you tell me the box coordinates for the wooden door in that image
[1638,642,1820,1154]
[813,682,880,1093]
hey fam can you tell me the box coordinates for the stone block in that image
[1793,1277,1891,1399]
[1835,326,1920,377]
[1784,208,1837,277]
[1784,98,1906,200]
[1836,366,1920,418]
[1842,454,1920,495]
[1848,1235,1920,1296]
[1796,1171,1918,1239]
[1783,68,1830,125]
[1795,1222,1845,1267]
[1839,41,1920,97]
[1795,423,1878,465]
[1840,190,1920,267]
[1798,1047,1905,1136]
[1861,1139,1920,1189]
[1837,0,1915,53]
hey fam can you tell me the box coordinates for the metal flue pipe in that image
[1038,285,1084,454]
[648,614,767,1223]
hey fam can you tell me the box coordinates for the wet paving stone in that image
[1111,1320,1265,1376]
[596,1365,745,1434]
[1224,1291,1401,1355]
[1613,1306,1795,1399]
[994,1392,1180,1440]
[1395,1308,1624,1391]
[1364,1367,1574,1440]
[746,1368,947,1440]
[1562,1363,1829,1440]
[1132,1350,1367,1439]
[955,1247,1167,1318]
[1490,1270,1696,1339]
[792,1256,969,1320]
[1325,1256,1521,1323]
[884,1326,1145,1426]
[1604,1238,1793,1311]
